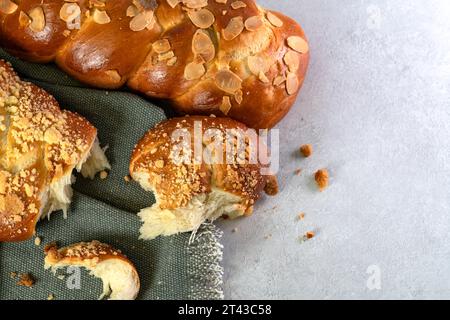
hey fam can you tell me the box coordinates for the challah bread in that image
[0,59,110,242]
[0,0,309,129]
[130,115,278,240]
[45,241,140,300]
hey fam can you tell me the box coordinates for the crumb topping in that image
[130,116,267,211]
[0,60,96,240]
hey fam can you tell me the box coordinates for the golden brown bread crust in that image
[130,115,275,214]
[0,59,97,242]
[45,240,132,266]
[0,0,309,129]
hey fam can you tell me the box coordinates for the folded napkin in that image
[0,49,224,300]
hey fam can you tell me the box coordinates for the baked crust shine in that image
[0,0,309,129]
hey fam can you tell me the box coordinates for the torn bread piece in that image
[44,241,140,300]
[130,116,278,240]
[0,60,110,242]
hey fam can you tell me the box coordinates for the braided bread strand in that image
[0,0,309,128]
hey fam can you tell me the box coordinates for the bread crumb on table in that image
[264,176,279,196]
[306,231,315,239]
[294,168,302,176]
[34,236,41,246]
[47,294,54,300]
[314,169,329,191]
[232,228,238,233]
[124,175,131,182]
[17,273,35,287]
[298,213,305,220]
[10,272,17,279]
[300,144,313,158]
[99,170,108,180]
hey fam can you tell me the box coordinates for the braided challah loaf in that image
[0,60,110,242]
[0,0,309,129]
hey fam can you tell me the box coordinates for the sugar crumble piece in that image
[314,169,329,191]
[17,273,35,287]
[300,144,313,158]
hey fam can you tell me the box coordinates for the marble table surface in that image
[219,0,450,299]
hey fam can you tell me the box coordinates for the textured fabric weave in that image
[0,49,224,300]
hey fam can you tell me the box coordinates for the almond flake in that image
[28,6,46,32]
[126,5,139,17]
[220,96,232,115]
[245,16,263,31]
[231,1,247,9]
[222,16,244,41]
[0,0,18,14]
[286,72,299,95]
[287,36,309,54]
[184,62,206,80]
[92,9,111,24]
[283,51,300,72]
[215,70,242,94]
[152,39,171,54]
[188,8,215,29]
[266,11,283,27]
[130,10,155,32]
[192,29,215,62]
[19,11,31,27]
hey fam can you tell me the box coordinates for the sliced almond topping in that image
[258,71,269,83]
[192,29,215,63]
[215,0,227,4]
[283,51,300,72]
[167,0,181,8]
[89,0,106,8]
[167,56,178,66]
[245,16,263,31]
[158,50,175,61]
[184,0,208,9]
[130,10,154,32]
[188,8,215,29]
[126,4,139,17]
[287,36,309,54]
[152,39,171,54]
[247,55,266,76]
[231,1,247,9]
[59,3,80,23]
[220,96,232,115]
[215,70,242,94]
[234,90,243,104]
[266,11,283,27]
[92,9,111,24]
[286,72,299,95]
[28,7,46,32]
[0,0,18,14]
[222,16,244,41]
[273,75,286,86]
[19,11,31,27]
[184,61,206,80]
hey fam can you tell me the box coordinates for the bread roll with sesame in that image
[0,0,309,129]
[0,60,110,242]
[44,241,140,300]
[130,115,277,240]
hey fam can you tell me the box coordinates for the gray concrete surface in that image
[219,0,450,299]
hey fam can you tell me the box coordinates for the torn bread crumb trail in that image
[315,169,329,191]
[17,273,35,287]
[306,231,315,239]
[300,144,313,158]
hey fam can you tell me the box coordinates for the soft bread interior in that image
[45,258,139,300]
[39,138,110,220]
[137,183,245,240]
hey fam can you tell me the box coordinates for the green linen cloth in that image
[0,49,224,300]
